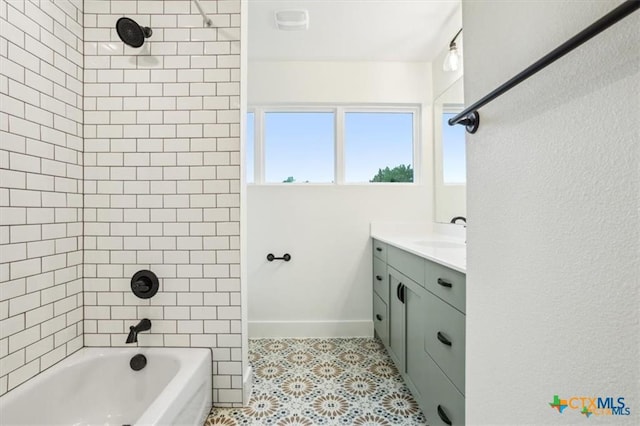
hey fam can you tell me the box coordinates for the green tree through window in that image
[370,164,413,183]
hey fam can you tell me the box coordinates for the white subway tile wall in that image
[0,0,85,396]
[83,0,242,406]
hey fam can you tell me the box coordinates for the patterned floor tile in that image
[206,338,427,426]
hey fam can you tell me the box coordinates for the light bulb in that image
[443,46,460,72]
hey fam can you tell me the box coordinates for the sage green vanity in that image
[373,239,466,426]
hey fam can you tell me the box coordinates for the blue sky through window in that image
[442,112,466,184]
[345,112,413,182]
[246,110,417,183]
[264,112,334,183]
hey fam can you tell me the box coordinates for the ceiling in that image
[248,0,461,62]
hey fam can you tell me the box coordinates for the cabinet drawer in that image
[420,352,465,426]
[373,292,389,347]
[424,260,466,313]
[387,245,424,286]
[424,291,465,394]
[373,257,388,303]
[373,239,387,261]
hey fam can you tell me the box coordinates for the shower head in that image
[116,17,152,48]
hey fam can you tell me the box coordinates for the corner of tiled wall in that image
[0,0,84,396]
[82,0,242,406]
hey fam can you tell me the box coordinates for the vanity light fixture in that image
[443,28,463,72]
[275,9,309,31]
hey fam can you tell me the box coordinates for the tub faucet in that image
[126,318,151,344]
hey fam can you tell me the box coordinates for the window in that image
[264,112,335,183]
[344,112,414,183]
[246,106,419,184]
[442,112,466,184]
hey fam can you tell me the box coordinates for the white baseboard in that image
[242,365,253,406]
[248,320,374,338]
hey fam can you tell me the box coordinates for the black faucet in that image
[450,216,467,225]
[126,318,151,344]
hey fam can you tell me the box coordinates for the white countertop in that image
[370,222,466,273]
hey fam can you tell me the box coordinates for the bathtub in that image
[0,347,212,426]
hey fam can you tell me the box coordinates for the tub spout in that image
[126,318,151,344]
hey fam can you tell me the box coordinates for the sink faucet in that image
[450,216,466,225]
[126,319,151,344]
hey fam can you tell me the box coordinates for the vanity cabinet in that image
[372,242,389,347]
[372,239,466,426]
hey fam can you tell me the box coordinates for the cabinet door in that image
[405,281,427,401]
[388,270,405,372]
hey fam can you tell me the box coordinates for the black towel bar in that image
[449,0,639,134]
[267,253,291,262]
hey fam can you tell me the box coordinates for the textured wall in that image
[0,0,84,396]
[82,0,243,406]
[464,1,639,424]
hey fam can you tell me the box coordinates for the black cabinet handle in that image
[401,284,406,303]
[437,278,452,288]
[376,314,383,321]
[376,275,383,281]
[376,247,383,252]
[437,331,452,346]
[396,283,405,304]
[437,405,452,425]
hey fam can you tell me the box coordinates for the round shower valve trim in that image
[131,270,159,299]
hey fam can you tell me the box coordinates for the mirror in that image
[434,77,466,224]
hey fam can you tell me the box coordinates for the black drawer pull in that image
[437,331,452,346]
[376,314,383,321]
[376,247,383,252]
[437,405,452,425]
[376,275,382,281]
[437,278,452,288]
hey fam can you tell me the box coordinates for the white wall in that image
[464,1,639,424]
[248,61,432,337]
[249,61,431,105]
[248,185,430,337]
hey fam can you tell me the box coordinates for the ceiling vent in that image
[274,9,309,31]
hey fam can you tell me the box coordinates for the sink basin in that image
[413,240,465,249]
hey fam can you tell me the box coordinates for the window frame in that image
[247,105,421,185]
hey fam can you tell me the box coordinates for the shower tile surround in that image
[1,0,244,406]
[0,0,84,396]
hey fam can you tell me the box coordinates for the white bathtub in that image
[0,347,212,426]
